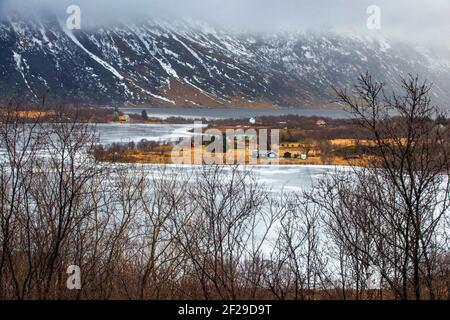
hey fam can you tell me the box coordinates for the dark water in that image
[120,107,351,120]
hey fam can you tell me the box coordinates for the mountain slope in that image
[1,16,450,108]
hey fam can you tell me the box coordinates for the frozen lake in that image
[95,123,201,144]
[121,164,345,194]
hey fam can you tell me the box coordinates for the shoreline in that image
[97,162,354,170]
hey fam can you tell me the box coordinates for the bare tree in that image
[170,165,277,299]
[265,193,324,300]
[310,73,450,300]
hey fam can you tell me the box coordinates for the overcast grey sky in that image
[1,0,448,45]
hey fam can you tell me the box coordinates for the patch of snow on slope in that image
[12,50,37,98]
[183,77,225,103]
[415,46,450,72]
[127,79,175,104]
[61,26,124,81]
[129,25,179,80]
[171,34,213,77]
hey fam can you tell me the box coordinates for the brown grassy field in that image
[93,139,370,166]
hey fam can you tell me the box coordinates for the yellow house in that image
[118,115,130,123]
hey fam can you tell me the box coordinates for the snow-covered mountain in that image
[1,15,450,108]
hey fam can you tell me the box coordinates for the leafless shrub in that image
[309,73,450,300]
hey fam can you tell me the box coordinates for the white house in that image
[252,150,277,159]
[267,151,277,159]
[316,119,327,127]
